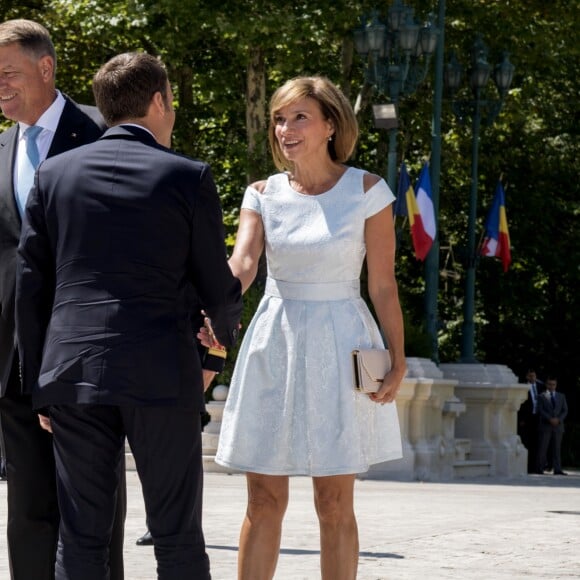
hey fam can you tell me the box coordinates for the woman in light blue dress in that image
[216,76,406,579]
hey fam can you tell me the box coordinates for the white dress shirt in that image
[14,90,66,208]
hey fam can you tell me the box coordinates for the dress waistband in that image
[265,277,360,301]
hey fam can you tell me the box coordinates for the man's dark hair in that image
[92,52,170,126]
[0,19,57,75]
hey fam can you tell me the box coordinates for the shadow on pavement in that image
[402,470,580,489]
[207,544,404,559]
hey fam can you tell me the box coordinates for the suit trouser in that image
[49,403,210,580]
[0,360,125,580]
[537,424,563,473]
[0,415,6,474]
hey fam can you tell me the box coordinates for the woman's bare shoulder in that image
[249,179,268,194]
[362,171,382,193]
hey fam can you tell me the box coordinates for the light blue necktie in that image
[16,125,43,216]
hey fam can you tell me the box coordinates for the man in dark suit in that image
[16,51,242,579]
[517,368,545,474]
[537,376,568,476]
[0,19,125,579]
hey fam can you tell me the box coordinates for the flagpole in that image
[459,93,482,363]
[395,216,408,254]
[424,0,445,364]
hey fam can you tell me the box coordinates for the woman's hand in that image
[369,367,405,404]
[38,414,52,433]
[196,315,241,350]
[197,313,226,350]
[197,321,218,349]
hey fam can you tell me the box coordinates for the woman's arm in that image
[364,198,407,404]
[229,204,265,294]
[197,185,266,351]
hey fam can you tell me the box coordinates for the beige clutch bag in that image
[352,348,391,393]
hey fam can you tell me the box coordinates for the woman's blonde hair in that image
[268,76,359,172]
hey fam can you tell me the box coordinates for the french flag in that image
[407,162,436,261]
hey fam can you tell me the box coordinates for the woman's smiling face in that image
[273,97,334,164]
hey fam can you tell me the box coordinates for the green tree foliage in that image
[4,2,578,420]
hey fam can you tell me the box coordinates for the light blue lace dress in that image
[215,167,402,476]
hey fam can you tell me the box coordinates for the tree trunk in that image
[340,35,354,100]
[246,46,266,183]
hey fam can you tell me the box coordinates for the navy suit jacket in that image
[0,97,105,397]
[16,124,242,411]
[538,390,568,432]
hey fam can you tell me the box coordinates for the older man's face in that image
[0,42,55,125]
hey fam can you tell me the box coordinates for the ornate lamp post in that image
[353,0,439,192]
[445,35,515,363]
[424,0,446,364]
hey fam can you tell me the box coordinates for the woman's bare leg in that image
[238,472,289,580]
[313,474,358,580]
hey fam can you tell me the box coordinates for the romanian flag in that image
[394,162,411,217]
[407,162,436,261]
[480,181,511,272]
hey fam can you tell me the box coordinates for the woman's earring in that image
[328,135,333,142]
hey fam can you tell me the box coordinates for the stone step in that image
[453,459,491,478]
[125,449,239,474]
[123,441,134,471]
[454,438,472,461]
[202,455,240,474]
[125,451,136,471]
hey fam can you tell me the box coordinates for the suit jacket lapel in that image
[48,98,91,157]
[1,98,94,230]
[0,126,22,231]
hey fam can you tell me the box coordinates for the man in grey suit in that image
[537,376,568,475]
[16,51,242,579]
[0,19,125,579]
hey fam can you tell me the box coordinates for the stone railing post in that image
[439,363,529,477]
[363,358,461,481]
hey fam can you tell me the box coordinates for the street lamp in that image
[445,35,515,363]
[353,1,439,192]
[424,0,446,364]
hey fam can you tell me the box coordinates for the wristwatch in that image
[203,346,227,373]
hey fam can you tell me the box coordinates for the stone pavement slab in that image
[2,470,580,579]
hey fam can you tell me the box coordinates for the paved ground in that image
[2,468,580,579]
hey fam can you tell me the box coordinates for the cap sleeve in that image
[241,185,262,215]
[365,178,395,218]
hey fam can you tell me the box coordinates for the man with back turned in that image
[16,51,242,579]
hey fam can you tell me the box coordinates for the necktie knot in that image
[24,125,43,169]
[15,125,44,216]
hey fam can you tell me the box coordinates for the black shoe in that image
[136,530,154,546]
[554,471,568,476]
[0,461,6,481]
